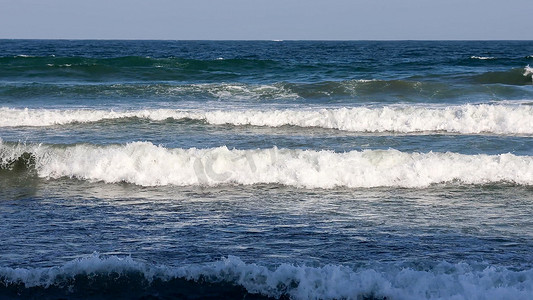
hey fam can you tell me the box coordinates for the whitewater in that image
[2,254,533,300]
[1,104,532,134]
[1,141,532,188]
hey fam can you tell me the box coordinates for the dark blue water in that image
[1,40,533,300]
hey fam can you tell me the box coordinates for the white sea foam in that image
[1,253,532,300]
[169,83,300,100]
[1,104,532,134]
[1,142,531,188]
[470,56,496,60]
[524,65,533,81]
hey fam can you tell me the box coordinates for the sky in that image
[0,0,532,40]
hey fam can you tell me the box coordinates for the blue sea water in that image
[0,40,533,299]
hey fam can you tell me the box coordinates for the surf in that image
[1,104,532,135]
[1,253,532,300]
[1,141,532,188]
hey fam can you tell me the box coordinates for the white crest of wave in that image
[1,142,532,188]
[1,104,533,134]
[1,253,532,300]
[470,56,496,60]
[524,65,533,81]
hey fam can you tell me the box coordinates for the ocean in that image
[0,40,532,299]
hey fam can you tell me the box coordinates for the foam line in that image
[1,142,531,188]
[1,254,532,300]
[1,104,532,134]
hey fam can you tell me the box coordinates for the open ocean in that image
[0,40,533,299]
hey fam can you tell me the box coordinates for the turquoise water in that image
[1,40,533,299]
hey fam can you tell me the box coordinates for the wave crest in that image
[524,65,533,79]
[1,104,532,135]
[473,66,533,85]
[1,253,532,300]
[470,56,496,60]
[1,142,532,188]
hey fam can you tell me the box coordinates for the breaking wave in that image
[1,253,532,300]
[473,66,533,85]
[524,65,533,79]
[1,104,532,135]
[1,142,531,188]
[470,56,496,60]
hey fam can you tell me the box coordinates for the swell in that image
[1,253,532,300]
[1,104,532,135]
[1,80,530,103]
[0,82,300,101]
[0,55,278,68]
[0,56,279,81]
[1,142,532,188]
[471,65,533,85]
[1,55,532,86]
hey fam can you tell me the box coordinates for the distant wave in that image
[1,104,532,134]
[470,56,496,60]
[1,142,532,188]
[0,82,301,101]
[0,55,279,69]
[1,55,532,87]
[1,79,529,103]
[4,79,529,104]
[1,253,532,300]
[1,68,531,103]
[473,65,533,85]
[525,65,533,79]
[0,55,280,82]
[0,55,279,81]
[0,79,470,102]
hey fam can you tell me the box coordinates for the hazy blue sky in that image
[1,0,531,40]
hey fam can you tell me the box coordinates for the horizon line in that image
[1,38,532,42]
